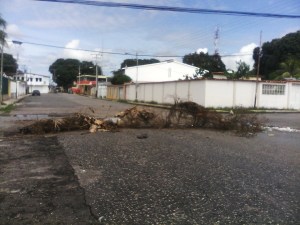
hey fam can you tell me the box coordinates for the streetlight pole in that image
[96,58,98,98]
[12,40,22,99]
[0,29,4,103]
[135,52,138,100]
[0,26,6,103]
[254,31,262,108]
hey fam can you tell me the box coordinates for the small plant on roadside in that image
[0,104,15,113]
[117,99,128,104]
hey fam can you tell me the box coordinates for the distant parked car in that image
[32,90,41,96]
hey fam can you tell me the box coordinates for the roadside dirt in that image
[0,135,97,225]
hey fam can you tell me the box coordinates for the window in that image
[30,78,33,82]
[39,78,42,82]
[262,84,285,95]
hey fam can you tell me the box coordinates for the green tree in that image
[272,57,300,80]
[183,52,226,78]
[235,60,250,79]
[49,58,79,90]
[120,58,160,68]
[110,70,132,85]
[0,15,7,46]
[3,53,17,76]
[253,30,300,79]
[80,60,102,75]
[49,59,102,89]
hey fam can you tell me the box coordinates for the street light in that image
[0,28,4,103]
[12,40,22,99]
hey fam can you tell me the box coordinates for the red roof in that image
[76,80,96,86]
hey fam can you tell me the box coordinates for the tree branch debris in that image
[20,102,263,136]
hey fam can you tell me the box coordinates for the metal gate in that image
[2,76,8,94]
[290,84,300,109]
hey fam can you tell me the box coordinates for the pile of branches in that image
[116,107,163,128]
[19,103,263,136]
[165,101,263,136]
[20,113,118,134]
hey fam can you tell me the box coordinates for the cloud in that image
[63,39,86,59]
[62,39,115,75]
[222,43,257,71]
[6,24,23,39]
[196,48,208,54]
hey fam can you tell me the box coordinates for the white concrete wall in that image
[257,83,288,109]
[204,80,234,108]
[125,61,199,83]
[289,83,300,109]
[123,80,300,109]
[234,81,256,107]
[189,80,206,106]
[98,84,107,98]
[28,85,49,94]
[9,81,26,98]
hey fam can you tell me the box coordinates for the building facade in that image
[14,73,50,94]
[123,60,201,83]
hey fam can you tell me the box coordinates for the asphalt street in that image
[0,93,299,224]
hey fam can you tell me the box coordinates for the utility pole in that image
[0,27,4,103]
[135,52,139,100]
[214,26,220,55]
[12,40,22,99]
[92,53,101,98]
[254,31,262,108]
[78,63,81,83]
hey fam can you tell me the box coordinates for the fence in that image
[107,79,300,109]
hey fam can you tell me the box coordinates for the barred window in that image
[262,84,285,95]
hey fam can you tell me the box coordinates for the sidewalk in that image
[0,95,29,110]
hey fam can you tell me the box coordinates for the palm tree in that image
[0,15,7,46]
[0,15,6,103]
[274,57,300,80]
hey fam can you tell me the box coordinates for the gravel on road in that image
[60,128,300,225]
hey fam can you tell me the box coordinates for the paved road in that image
[0,94,299,224]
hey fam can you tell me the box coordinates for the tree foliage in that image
[272,57,300,80]
[3,53,17,76]
[235,60,250,79]
[110,73,132,85]
[183,52,226,77]
[49,58,102,89]
[0,14,7,46]
[253,30,300,79]
[80,60,102,75]
[120,58,160,68]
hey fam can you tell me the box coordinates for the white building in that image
[14,73,50,94]
[123,60,201,83]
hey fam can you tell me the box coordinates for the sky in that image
[1,0,299,78]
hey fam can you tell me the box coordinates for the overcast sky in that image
[1,0,299,77]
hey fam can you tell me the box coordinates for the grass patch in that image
[0,104,15,113]
[148,101,158,104]
[117,99,129,103]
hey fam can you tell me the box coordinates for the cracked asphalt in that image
[60,128,300,224]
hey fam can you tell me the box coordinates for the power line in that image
[9,40,253,58]
[35,0,300,19]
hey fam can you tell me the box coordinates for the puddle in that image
[13,114,50,120]
[264,126,300,133]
